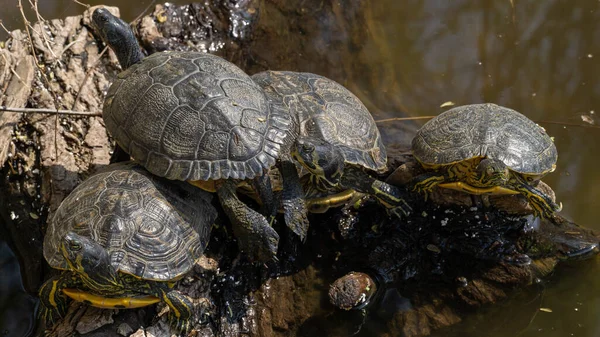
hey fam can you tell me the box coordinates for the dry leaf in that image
[581,115,595,125]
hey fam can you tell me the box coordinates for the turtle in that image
[251,70,413,231]
[410,103,561,218]
[92,8,290,262]
[38,162,218,335]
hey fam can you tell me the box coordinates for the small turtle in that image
[411,103,561,218]
[251,71,413,232]
[39,162,217,334]
[92,8,290,261]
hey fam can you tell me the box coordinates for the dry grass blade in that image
[375,116,435,123]
[0,106,102,117]
[71,0,90,8]
[71,45,108,110]
[134,0,158,23]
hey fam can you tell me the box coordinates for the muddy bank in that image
[0,2,598,337]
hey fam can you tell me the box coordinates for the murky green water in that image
[2,0,600,336]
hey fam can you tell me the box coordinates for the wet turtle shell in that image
[43,162,217,281]
[412,103,557,175]
[103,52,289,182]
[251,71,387,172]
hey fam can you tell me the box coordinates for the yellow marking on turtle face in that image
[188,179,217,192]
[438,182,520,195]
[306,190,356,213]
[161,290,181,318]
[62,288,160,309]
[48,280,60,307]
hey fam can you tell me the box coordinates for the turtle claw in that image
[39,305,65,329]
[387,201,412,219]
[238,216,280,263]
[167,313,192,336]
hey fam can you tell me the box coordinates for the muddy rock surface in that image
[0,2,598,337]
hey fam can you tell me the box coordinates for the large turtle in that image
[38,162,217,334]
[92,8,289,261]
[410,103,561,218]
[251,71,413,234]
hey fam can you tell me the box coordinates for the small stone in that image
[117,322,133,336]
[75,307,115,334]
[329,271,377,310]
[195,255,219,273]
[129,329,147,337]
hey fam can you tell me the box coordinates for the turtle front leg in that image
[156,288,195,335]
[252,173,277,222]
[511,176,561,218]
[38,272,77,328]
[410,172,447,200]
[340,166,412,218]
[216,180,279,262]
[280,160,310,241]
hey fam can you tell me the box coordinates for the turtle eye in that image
[302,144,315,153]
[69,242,82,251]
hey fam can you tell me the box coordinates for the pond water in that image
[1,0,599,336]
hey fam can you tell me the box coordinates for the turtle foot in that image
[39,304,65,330]
[387,201,412,219]
[283,200,310,242]
[238,215,280,263]
[167,313,193,336]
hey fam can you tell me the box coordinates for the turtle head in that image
[92,8,144,70]
[292,137,345,190]
[476,158,510,186]
[61,232,113,279]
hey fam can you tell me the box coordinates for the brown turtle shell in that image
[43,162,217,281]
[103,52,290,181]
[252,71,387,172]
[412,103,557,175]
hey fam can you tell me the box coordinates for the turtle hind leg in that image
[340,166,412,218]
[512,177,561,218]
[156,288,194,335]
[280,160,310,241]
[217,180,279,262]
[38,273,75,328]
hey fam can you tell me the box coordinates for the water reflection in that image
[0,240,37,337]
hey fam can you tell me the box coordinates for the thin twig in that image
[133,0,158,23]
[375,115,600,129]
[0,20,14,39]
[536,120,600,129]
[71,46,108,110]
[71,0,89,8]
[1,53,24,85]
[0,106,101,117]
[375,116,435,123]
